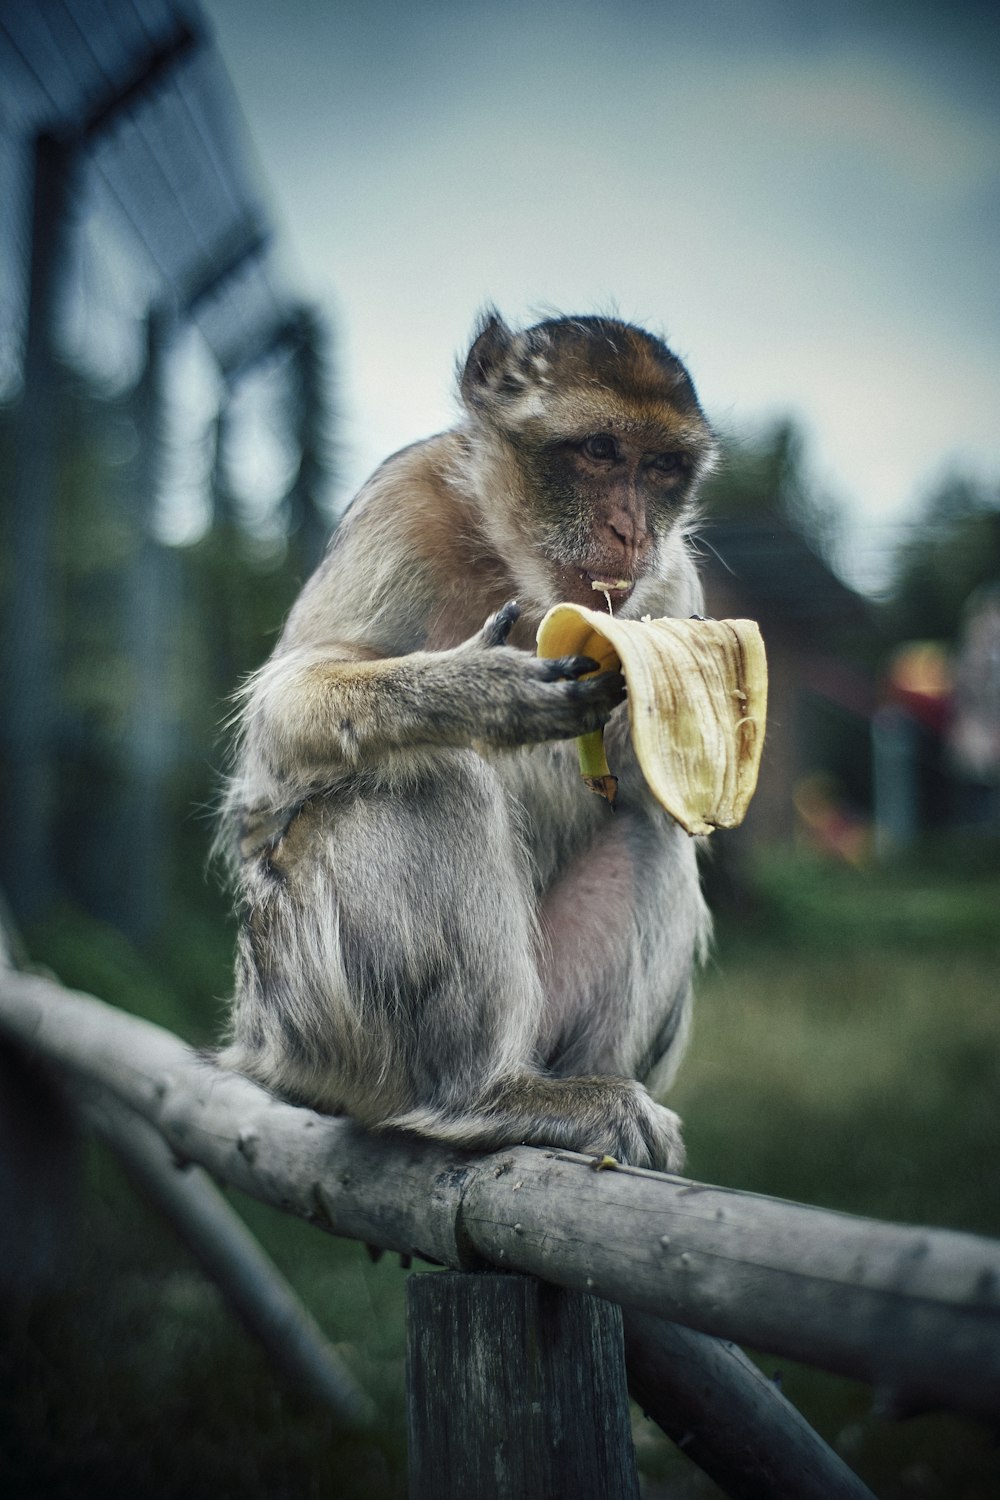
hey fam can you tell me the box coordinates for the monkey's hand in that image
[456,600,626,750]
[240,601,625,784]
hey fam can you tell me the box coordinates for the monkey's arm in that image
[240,603,624,789]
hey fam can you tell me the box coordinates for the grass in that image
[676,943,1000,1233]
[662,846,1000,1499]
[3,844,999,1498]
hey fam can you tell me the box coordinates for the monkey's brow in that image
[553,420,708,453]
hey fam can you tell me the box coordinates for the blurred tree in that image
[114,307,177,943]
[282,304,337,580]
[0,134,77,921]
[0,343,336,943]
[884,476,1000,645]
[53,379,139,924]
[700,418,842,568]
[180,400,308,785]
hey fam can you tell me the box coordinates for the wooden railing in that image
[2,954,998,1497]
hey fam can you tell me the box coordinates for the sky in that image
[200,0,1000,593]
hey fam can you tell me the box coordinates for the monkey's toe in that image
[640,1102,686,1175]
[603,1088,685,1174]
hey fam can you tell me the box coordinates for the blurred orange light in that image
[887,642,951,699]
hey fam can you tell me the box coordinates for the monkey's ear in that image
[459,310,516,412]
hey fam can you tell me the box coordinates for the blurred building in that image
[700,514,876,850]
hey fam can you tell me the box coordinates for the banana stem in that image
[577,728,618,808]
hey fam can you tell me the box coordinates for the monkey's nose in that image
[605,508,648,564]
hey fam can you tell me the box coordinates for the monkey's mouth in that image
[581,571,635,605]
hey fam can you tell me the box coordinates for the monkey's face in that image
[517,419,705,613]
[460,314,715,617]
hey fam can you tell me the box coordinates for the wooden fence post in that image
[406,1271,639,1500]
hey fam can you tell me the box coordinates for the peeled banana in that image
[535,605,767,836]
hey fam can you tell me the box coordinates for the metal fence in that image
[0,0,331,935]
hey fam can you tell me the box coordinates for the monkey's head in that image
[458,312,715,619]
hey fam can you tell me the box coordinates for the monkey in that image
[216,312,717,1172]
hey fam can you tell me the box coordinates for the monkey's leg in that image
[534,804,708,1107]
[224,754,684,1171]
[404,1070,686,1174]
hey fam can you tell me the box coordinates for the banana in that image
[576,726,619,806]
[536,604,768,835]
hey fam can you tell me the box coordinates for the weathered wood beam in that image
[1,967,998,1427]
[624,1311,876,1500]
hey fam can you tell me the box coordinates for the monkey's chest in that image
[488,741,612,892]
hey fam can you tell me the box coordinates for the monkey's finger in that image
[479,599,521,647]
[551,676,627,741]
[568,670,627,714]
[539,654,601,682]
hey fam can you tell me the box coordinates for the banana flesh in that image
[536,605,767,836]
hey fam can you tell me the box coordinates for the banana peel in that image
[536,605,767,836]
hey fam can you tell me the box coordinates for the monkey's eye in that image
[650,451,686,476]
[582,433,618,462]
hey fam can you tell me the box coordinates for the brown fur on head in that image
[460,311,708,431]
[456,311,716,617]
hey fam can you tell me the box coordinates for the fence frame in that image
[2,958,998,1496]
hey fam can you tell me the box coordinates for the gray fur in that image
[217,313,714,1172]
